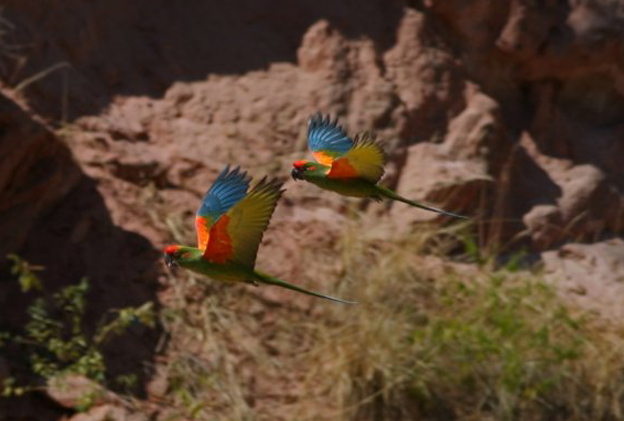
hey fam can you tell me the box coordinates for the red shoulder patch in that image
[327,158,358,179]
[203,215,233,263]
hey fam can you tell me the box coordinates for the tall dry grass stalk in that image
[297,214,624,421]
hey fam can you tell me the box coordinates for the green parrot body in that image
[297,164,379,198]
[164,166,354,304]
[170,246,253,281]
[292,114,468,219]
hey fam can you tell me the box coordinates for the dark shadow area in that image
[507,145,562,217]
[0,394,71,421]
[17,176,161,380]
[0,178,161,419]
[0,0,405,120]
[486,144,563,249]
[526,77,624,191]
[0,93,161,419]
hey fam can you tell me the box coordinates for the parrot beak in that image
[291,168,303,181]
[164,253,178,271]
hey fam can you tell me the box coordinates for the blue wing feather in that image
[307,113,353,156]
[197,165,250,224]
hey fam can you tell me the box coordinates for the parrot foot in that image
[249,280,260,287]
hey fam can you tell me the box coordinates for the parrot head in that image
[291,160,327,181]
[163,245,202,271]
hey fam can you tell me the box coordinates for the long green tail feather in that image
[376,185,469,219]
[254,271,356,305]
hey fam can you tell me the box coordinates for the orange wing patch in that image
[313,151,337,166]
[203,215,234,263]
[195,216,210,250]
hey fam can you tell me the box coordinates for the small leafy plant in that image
[7,253,44,292]
[1,255,155,402]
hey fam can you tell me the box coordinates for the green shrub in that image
[412,272,587,420]
[1,255,155,401]
[303,220,624,421]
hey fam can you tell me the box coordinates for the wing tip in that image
[308,111,345,132]
[198,164,253,217]
[216,164,251,183]
[251,175,285,199]
[227,164,253,185]
[353,131,389,163]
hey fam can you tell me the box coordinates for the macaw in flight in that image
[164,165,354,304]
[291,114,468,220]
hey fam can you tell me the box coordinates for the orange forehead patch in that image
[293,160,308,169]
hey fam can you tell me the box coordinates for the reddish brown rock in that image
[523,205,563,249]
[496,0,558,59]
[543,239,624,320]
[391,141,490,224]
[3,0,622,250]
[0,92,81,260]
[69,404,147,421]
[383,8,465,141]
[297,20,348,74]
[46,375,115,409]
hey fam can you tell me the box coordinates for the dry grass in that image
[296,216,624,421]
[153,210,314,420]
[159,275,256,420]
[151,209,624,420]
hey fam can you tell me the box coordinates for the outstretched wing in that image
[195,165,250,250]
[307,113,353,165]
[203,177,284,268]
[327,132,387,183]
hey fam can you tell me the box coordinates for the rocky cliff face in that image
[0,0,623,418]
[3,0,622,252]
[0,92,80,259]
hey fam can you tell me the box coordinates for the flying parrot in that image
[291,114,468,219]
[163,165,354,304]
